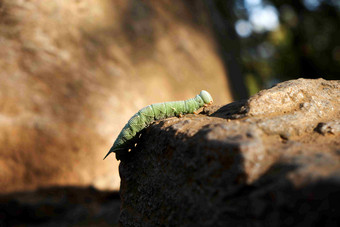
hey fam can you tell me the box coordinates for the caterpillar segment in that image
[104,90,213,160]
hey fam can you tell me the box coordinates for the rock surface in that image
[119,78,340,226]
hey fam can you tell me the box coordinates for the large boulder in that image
[119,78,340,226]
[0,0,231,193]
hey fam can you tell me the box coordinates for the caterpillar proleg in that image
[104,90,213,160]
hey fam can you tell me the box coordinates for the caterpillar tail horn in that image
[103,147,124,160]
[103,151,111,160]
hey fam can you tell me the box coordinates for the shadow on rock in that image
[0,186,120,227]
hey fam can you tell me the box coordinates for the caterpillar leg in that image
[203,101,213,107]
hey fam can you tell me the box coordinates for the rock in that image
[119,78,340,226]
[0,0,232,193]
[315,120,340,135]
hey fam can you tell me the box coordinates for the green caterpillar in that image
[104,90,213,160]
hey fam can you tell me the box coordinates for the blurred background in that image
[229,0,340,94]
[0,0,339,224]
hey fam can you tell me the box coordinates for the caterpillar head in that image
[199,90,213,105]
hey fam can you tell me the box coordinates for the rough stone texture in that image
[0,0,232,193]
[119,78,340,226]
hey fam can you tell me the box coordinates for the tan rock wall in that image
[0,0,232,192]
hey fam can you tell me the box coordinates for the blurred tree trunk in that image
[204,0,249,99]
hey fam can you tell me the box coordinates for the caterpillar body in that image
[104,90,213,160]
